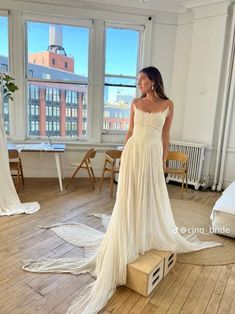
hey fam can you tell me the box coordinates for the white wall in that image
[228,102,235,148]
[150,13,178,96]
[170,12,193,140]
[182,4,228,145]
[169,1,234,188]
[225,88,235,184]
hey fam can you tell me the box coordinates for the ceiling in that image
[71,0,230,14]
[79,0,187,13]
[17,0,229,15]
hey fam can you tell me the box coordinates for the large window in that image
[26,21,89,139]
[103,27,140,133]
[0,15,9,134]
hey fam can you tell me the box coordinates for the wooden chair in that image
[8,149,24,192]
[66,148,97,189]
[99,149,122,197]
[164,151,189,198]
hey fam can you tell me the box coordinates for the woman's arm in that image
[162,101,174,169]
[123,100,136,146]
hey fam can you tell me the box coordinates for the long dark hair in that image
[139,66,168,100]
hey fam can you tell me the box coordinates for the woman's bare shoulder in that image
[131,98,142,109]
[164,99,174,110]
[132,97,142,104]
[165,99,174,105]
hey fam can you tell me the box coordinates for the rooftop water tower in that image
[48,24,67,56]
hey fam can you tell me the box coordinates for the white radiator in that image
[117,141,205,190]
[167,141,206,190]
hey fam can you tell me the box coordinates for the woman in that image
[124,66,173,172]
[23,66,221,313]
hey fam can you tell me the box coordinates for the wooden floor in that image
[0,178,235,314]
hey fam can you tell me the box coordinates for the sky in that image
[0,17,8,58]
[1,17,139,78]
[105,27,139,77]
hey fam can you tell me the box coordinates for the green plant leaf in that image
[1,73,19,101]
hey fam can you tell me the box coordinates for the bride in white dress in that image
[23,66,222,313]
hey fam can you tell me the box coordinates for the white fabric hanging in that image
[0,84,40,216]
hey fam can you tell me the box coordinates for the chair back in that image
[81,148,96,163]
[105,150,122,160]
[87,149,96,159]
[165,151,189,198]
[8,148,24,193]
[166,151,188,163]
[8,149,20,160]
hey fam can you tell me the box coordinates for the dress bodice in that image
[131,104,169,147]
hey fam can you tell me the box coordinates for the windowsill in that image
[7,138,124,151]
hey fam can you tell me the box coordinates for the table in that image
[7,143,66,191]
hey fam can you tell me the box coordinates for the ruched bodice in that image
[133,104,169,137]
[128,104,169,151]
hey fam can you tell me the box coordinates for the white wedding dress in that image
[23,104,222,313]
[0,95,39,216]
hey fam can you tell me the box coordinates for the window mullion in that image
[88,19,105,143]
[9,10,27,141]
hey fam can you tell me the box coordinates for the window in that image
[42,73,51,80]
[53,89,60,102]
[26,21,89,139]
[0,15,9,134]
[82,108,87,117]
[103,27,140,133]
[46,88,52,101]
[29,85,39,100]
[66,90,78,104]
[104,110,109,118]
[28,69,33,77]
[1,63,8,71]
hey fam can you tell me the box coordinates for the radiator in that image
[167,141,206,190]
[117,141,205,190]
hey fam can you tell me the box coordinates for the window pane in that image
[104,27,139,132]
[103,85,135,131]
[27,21,89,139]
[0,16,9,134]
[28,82,87,138]
[27,22,89,80]
[105,28,139,76]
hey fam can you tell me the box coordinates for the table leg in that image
[55,153,63,191]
